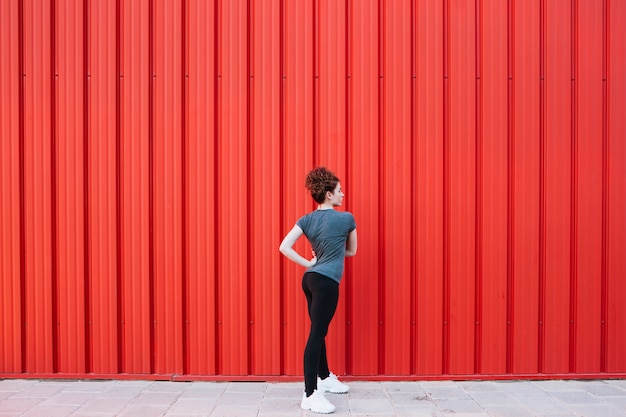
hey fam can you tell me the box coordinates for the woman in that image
[279,167,357,414]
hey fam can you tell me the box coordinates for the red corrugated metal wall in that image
[1,0,625,379]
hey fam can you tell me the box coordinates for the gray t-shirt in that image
[296,209,356,283]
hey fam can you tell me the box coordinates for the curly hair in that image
[305,167,340,204]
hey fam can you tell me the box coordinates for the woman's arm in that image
[345,228,357,257]
[279,225,317,268]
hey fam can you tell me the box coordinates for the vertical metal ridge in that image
[312,0,319,166]
[181,0,188,376]
[377,0,386,376]
[213,0,221,375]
[278,0,285,376]
[442,0,450,375]
[538,0,546,374]
[569,0,578,374]
[50,0,59,374]
[148,0,155,375]
[506,0,514,375]
[344,0,353,376]
[600,0,608,373]
[409,0,417,376]
[246,0,253,376]
[115,0,123,375]
[83,0,92,374]
[18,0,27,374]
[474,0,484,375]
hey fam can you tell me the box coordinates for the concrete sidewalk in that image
[1,378,626,416]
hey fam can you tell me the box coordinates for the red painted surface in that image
[1,0,625,380]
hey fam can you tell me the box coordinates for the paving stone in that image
[219,391,264,406]
[179,382,228,399]
[1,378,625,416]
[0,379,39,392]
[434,398,485,414]
[225,382,267,393]
[574,380,626,397]
[40,391,94,406]
[515,395,572,415]
[130,391,181,407]
[394,401,443,417]
[76,397,130,414]
[264,382,302,398]
[468,391,521,407]
[458,381,503,392]
[551,390,604,405]
[423,386,470,400]
[483,405,535,417]
[0,397,43,413]
[348,397,395,415]
[566,403,626,417]
[9,382,67,398]
[22,405,78,417]
[208,405,259,417]
[117,404,171,417]
[164,397,216,416]
[495,380,553,398]
[145,381,191,394]
[258,396,302,415]
[531,380,584,392]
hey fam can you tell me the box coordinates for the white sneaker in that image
[301,390,336,414]
[317,372,350,394]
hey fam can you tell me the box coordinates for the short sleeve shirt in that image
[296,210,356,283]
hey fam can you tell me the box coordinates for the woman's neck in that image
[317,202,334,210]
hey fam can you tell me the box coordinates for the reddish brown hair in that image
[305,167,339,204]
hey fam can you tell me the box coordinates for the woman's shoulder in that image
[335,210,355,223]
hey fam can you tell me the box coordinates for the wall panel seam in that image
[600,0,608,373]
[148,0,156,375]
[377,0,386,376]
[180,0,190,374]
[506,0,515,375]
[83,0,92,374]
[51,0,60,374]
[344,0,353,376]
[18,0,27,374]
[115,0,123,375]
[569,0,577,374]
[538,0,546,375]
[442,0,450,375]
[246,0,253,376]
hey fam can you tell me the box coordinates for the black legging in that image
[302,271,339,396]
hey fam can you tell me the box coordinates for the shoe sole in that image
[318,386,349,394]
[301,404,335,414]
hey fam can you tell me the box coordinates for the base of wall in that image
[2,372,626,382]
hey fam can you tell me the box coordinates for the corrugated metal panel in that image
[1,0,625,380]
[543,0,572,374]
[350,0,380,377]
[186,0,217,376]
[120,0,151,374]
[0,0,21,374]
[575,0,604,374]
[55,0,87,374]
[23,0,54,373]
[510,0,541,375]
[414,0,444,376]
[607,0,626,374]
[250,0,282,376]
[87,0,119,375]
[282,0,314,378]
[479,0,508,375]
